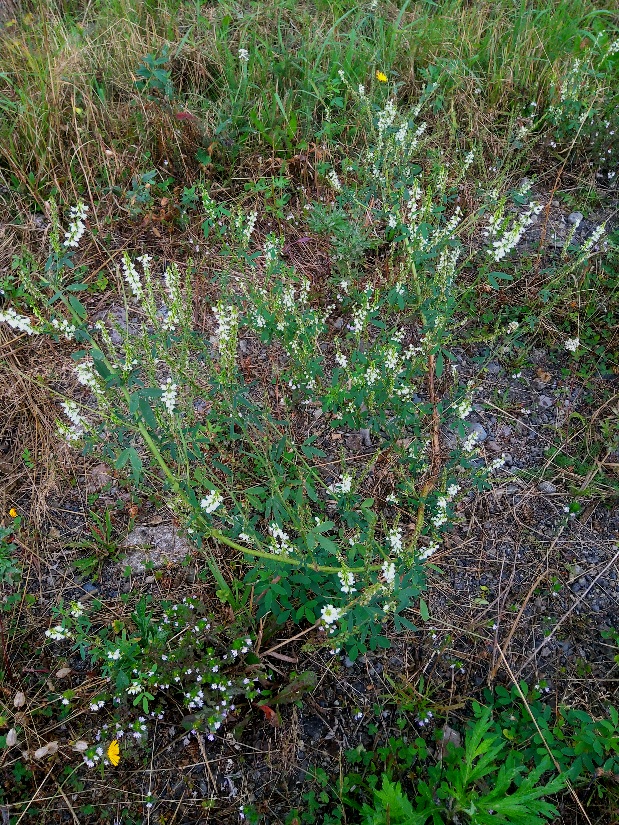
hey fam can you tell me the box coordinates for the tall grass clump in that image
[1,0,617,205]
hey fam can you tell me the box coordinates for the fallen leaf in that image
[257,705,279,726]
[536,368,552,384]
[13,692,25,709]
[72,740,89,752]
[56,667,72,679]
[33,741,59,760]
[6,729,17,747]
[271,671,317,705]
[437,725,462,759]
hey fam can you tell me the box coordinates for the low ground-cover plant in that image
[4,594,264,772]
[285,687,619,825]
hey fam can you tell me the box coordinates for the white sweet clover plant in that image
[2,84,610,661]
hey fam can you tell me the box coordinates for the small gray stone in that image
[568,211,583,225]
[468,422,488,442]
[121,525,194,573]
[502,453,513,466]
[538,395,554,409]
[344,657,356,668]
[486,361,501,375]
[359,428,372,447]
[487,440,502,453]
[538,481,557,494]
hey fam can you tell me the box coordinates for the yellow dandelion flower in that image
[9,508,17,518]
[376,70,388,83]
[107,739,120,766]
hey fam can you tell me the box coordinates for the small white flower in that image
[160,378,177,415]
[200,490,223,513]
[63,202,88,248]
[238,47,249,63]
[321,604,343,625]
[564,337,579,353]
[327,169,342,191]
[45,625,73,642]
[387,526,403,554]
[418,541,439,561]
[107,649,122,661]
[338,570,356,594]
[382,561,396,584]
[0,308,39,336]
[328,473,353,495]
[506,320,519,334]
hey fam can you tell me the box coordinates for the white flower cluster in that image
[564,337,579,353]
[327,169,342,191]
[432,496,448,528]
[123,253,142,298]
[0,308,39,335]
[488,455,506,472]
[487,202,543,261]
[320,604,343,626]
[268,523,294,555]
[75,359,99,392]
[579,223,605,255]
[160,378,177,415]
[63,202,88,248]
[387,526,403,554]
[241,210,258,246]
[395,121,408,144]
[327,473,353,495]
[338,570,356,594]
[51,317,77,339]
[506,320,519,334]
[418,540,439,561]
[163,263,183,330]
[384,347,399,371]
[45,625,73,641]
[59,400,87,443]
[453,396,472,420]
[365,364,381,385]
[377,99,397,134]
[350,304,368,335]
[264,234,283,266]
[213,303,239,349]
[382,560,396,584]
[238,47,249,63]
[462,429,480,453]
[200,490,223,513]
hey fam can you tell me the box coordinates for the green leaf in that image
[435,351,444,378]
[487,271,513,289]
[68,295,87,319]
[419,598,429,622]
[138,396,158,430]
